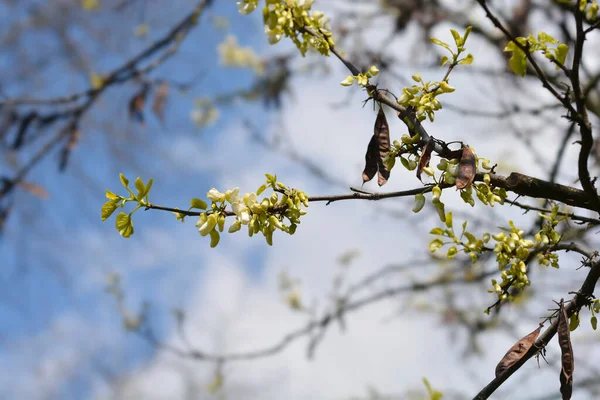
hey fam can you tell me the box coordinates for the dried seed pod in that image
[375,106,390,186]
[128,83,150,124]
[495,325,542,377]
[456,144,476,189]
[362,106,391,186]
[152,82,170,122]
[558,299,574,400]
[362,135,379,183]
[417,138,434,182]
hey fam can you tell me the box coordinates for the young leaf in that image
[115,212,134,238]
[417,138,434,182]
[101,200,119,221]
[375,106,391,186]
[456,145,476,189]
[495,325,542,377]
[558,299,574,400]
[120,173,129,189]
[135,177,145,200]
[190,198,208,210]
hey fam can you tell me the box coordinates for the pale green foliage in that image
[194,173,309,247]
[395,27,473,122]
[429,206,567,303]
[101,174,153,238]
[586,0,599,20]
[340,65,379,87]
[422,378,444,400]
[503,32,569,77]
[238,0,333,55]
[102,173,308,247]
[217,35,265,75]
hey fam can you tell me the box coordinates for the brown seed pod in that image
[362,106,391,186]
[416,138,434,182]
[558,299,574,400]
[495,325,542,378]
[456,144,476,189]
[362,135,378,183]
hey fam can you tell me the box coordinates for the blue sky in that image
[1,1,599,399]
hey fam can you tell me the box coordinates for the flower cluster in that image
[429,205,567,302]
[237,0,333,55]
[194,174,308,247]
[190,98,219,128]
[340,65,379,87]
[217,35,265,75]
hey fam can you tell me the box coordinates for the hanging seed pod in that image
[456,144,476,189]
[495,325,542,377]
[417,138,434,182]
[558,299,574,400]
[375,106,390,186]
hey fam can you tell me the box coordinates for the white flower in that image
[198,214,217,236]
[236,0,258,15]
[265,26,283,44]
[225,187,240,203]
[207,188,225,202]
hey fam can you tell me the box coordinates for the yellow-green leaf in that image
[119,173,129,189]
[430,38,452,52]
[450,29,462,46]
[102,200,119,221]
[508,48,527,77]
[556,43,568,66]
[458,53,473,65]
[115,212,134,238]
[106,190,119,200]
[591,316,597,330]
[569,313,580,331]
[190,198,208,210]
[135,177,145,200]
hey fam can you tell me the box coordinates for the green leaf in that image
[119,173,129,188]
[106,190,119,200]
[101,200,119,221]
[464,232,477,243]
[556,43,568,66]
[430,228,445,235]
[463,26,472,43]
[439,55,449,66]
[256,184,268,196]
[430,38,452,53]
[115,212,134,238]
[190,198,208,210]
[458,53,474,65]
[144,178,153,197]
[429,238,443,252]
[135,177,145,200]
[591,315,597,330]
[450,29,462,46]
[537,31,557,44]
[569,312,580,331]
[508,48,527,77]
